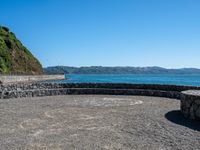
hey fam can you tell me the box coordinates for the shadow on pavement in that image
[165,110,200,131]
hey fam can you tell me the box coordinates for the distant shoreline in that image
[0,75,65,84]
[44,66,200,75]
[55,74,200,86]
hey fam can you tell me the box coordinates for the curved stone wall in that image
[0,83,197,98]
[0,83,199,99]
[181,90,200,120]
[1,82,200,92]
[1,82,200,120]
[2,88,180,99]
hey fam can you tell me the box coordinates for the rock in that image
[195,107,200,118]
[181,90,200,120]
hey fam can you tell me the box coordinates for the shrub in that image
[1,26,9,32]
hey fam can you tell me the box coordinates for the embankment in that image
[0,75,65,84]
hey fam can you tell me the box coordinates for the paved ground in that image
[0,95,200,150]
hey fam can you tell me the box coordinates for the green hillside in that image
[44,66,200,75]
[0,26,43,74]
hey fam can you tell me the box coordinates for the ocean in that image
[51,74,200,86]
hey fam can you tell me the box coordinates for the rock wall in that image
[0,83,199,99]
[181,90,200,120]
[0,82,200,120]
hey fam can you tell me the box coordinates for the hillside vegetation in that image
[44,66,200,75]
[0,26,43,74]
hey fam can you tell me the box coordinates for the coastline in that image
[0,75,65,84]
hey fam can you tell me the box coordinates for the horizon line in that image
[43,65,200,70]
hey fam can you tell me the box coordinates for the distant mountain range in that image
[44,66,200,75]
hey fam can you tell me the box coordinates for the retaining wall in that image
[181,90,200,120]
[0,82,200,120]
[0,83,198,100]
[0,75,65,83]
[1,83,199,91]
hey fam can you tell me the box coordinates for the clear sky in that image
[1,0,200,68]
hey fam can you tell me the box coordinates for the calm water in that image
[52,74,200,86]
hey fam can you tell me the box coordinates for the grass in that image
[0,26,43,74]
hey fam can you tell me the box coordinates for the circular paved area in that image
[0,95,200,150]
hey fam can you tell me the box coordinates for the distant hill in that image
[44,66,200,75]
[0,26,43,74]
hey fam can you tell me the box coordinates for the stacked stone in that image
[181,90,200,120]
[0,83,198,100]
[1,82,200,121]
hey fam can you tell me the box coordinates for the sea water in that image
[52,74,200,86]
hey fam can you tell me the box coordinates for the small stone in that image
[193,102,197,108]
[195,107,200,118]
[195,99,200,105]
[190,106,195,119]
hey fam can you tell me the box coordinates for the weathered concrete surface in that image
[0,75,64,84]
[0,95,200,150]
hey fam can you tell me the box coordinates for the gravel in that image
[0,95,200,150]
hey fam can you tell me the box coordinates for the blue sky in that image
[1,0,200,68]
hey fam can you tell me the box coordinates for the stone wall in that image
[0,83,198,100]
[0,75,65,83]
[0,82,200,120]
[1,82,199,91]
[181,90,200,120]
[1,87,181,99]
